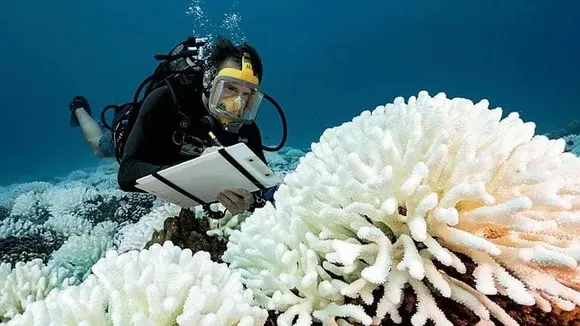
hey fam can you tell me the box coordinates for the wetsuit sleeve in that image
[117,87,175,192]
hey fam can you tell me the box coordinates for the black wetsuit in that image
[117,78,267,192]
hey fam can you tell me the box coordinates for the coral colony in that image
[1,91,579,325]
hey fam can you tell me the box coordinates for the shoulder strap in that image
[163,77,191,131]
[163,76,215,150]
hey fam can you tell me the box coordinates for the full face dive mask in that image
[207,53,264,132]
[205,51,288,152]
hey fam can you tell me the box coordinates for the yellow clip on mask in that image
[208,53,264,128]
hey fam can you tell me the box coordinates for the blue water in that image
[0,0,578,186]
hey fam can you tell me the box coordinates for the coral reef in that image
[430,252,580,325]
[563,134,580,155]
[0,162,165,322]
[48,221,119,284]
[112,202,184,253]
[0,230,66,266]
[145,207,227,262]
[0,91,579,325]
[223,91,580,325]
[81,191,157,225]
[0,167,158,265]
[5,242,269,326]
[0,259,73,323]
[0,145,303,324]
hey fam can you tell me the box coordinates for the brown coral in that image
[264,250,580,325]
[429,252,580,326]
[144,208,227,262]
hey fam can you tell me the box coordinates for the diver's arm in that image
[117,87,173,192]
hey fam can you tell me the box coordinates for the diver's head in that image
[205,35,263,84]
[202,36,264,132]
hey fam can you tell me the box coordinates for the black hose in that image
[100,105,121,131]
[261,92,288,151]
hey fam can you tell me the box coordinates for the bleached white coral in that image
[113,201,250,253]
[94,241,268,325]
[42,213,93,238]
[203,203,253,241]
[113,203,184,253]
[56,158,118,189]
[0,259,73,323]
[41,183,100,218]
[3,182,102,239]
[0,218,40,240]
[9,191,44,219]
[48,221,118,285]
[0,182,52,209]
[5,274,110,326]
[6,241,269,326]
[223,91,580,325]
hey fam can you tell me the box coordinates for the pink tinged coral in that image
[519,245,578,269]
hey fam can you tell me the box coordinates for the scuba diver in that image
[69,35,288,215]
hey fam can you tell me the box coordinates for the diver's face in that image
[218,58,253,100]
[219,81,250,117]
[220,80,252,99]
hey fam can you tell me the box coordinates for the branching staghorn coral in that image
[5,241,269,326]
[48,221,119,285]
[113,203,184,253]
[0,182,53,211]
[223,91,580,325]
[0,259,73,323]
[0,175,160,265]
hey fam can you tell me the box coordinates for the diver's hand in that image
[217,188,254,215]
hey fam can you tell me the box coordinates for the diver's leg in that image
[74,108,105,156]
[69,96,107,156]
[96,129,116,158]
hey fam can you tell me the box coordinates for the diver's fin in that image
[69,96,92,127]
[70,111,80,127]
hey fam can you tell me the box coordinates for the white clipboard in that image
[134,142,282,208]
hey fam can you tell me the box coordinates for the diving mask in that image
[208,78,264,124]
[207,53,264,128]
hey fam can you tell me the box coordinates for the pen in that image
[208,131,223,147]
